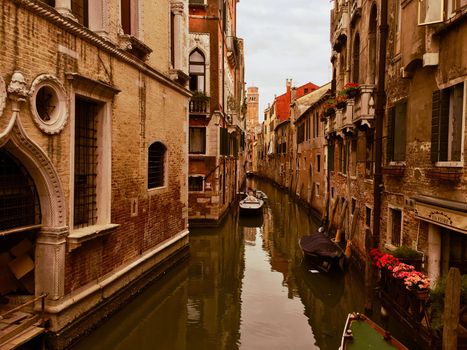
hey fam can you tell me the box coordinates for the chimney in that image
[286,79,292,93]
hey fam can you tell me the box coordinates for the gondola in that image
[339,313,409,350]
[298,228,345,273]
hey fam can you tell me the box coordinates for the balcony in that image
[352,84,376,126]
[350,0,362,26]
[332,4,348,52]
[189,94,210,115]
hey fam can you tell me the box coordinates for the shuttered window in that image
[431,83,464,162]
[148,142,166,189]
[328,143,335,172]
[387,101,407,162]
[220,127,229,156]
[189,127,206,154]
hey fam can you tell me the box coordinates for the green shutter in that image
[439,89,450,161]
[431,91,441,162]
[387,107,395,162]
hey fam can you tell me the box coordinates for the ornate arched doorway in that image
[0,148,41,297]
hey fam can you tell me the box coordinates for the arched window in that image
[148,142,166,189]
[352,33,360,83]
[189,49,206,93]
[0,149,40,231]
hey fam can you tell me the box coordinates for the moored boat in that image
[339,313,409,350]
[255,190,268,201]
[239,195,264,215]
[298,228,345,273]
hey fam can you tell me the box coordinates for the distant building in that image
[246,86,259,172]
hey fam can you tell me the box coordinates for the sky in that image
[237,0,333,120]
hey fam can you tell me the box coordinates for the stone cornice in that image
[12,0,191,97]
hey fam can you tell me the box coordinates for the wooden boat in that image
[239,195,264,215]
[255,190,268,201]
[339,313,409,350]
[298,228,345,273]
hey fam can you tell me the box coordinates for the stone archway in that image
[1,72,68,301]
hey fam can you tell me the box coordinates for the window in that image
[189,127,206,154]
[313,112,320,138]
[352,33,360,83]
[317,154,321,173]
[418,0,444,24]
[447,0,467,18]
[365,206,372,227]
[170,11,175,67]
[394,0,401,55]
[74,98,99,228]
[189,176,204,192]
[431,83,464,163]
[365,132,374,177]
[148,142,166,189]
[328,143,335,172]
[351,198,356,215]
[387,101,407,162]
[121,0,139,36]
[72,0,89,27]
[297,123,305,144]
[189,50,206,93]
[0,149,40,232]
[315,183,320,197]
[350,138,357,176]
[220,127,230,156]
[390,208,402,246]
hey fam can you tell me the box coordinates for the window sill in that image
[68,223,119,252]
[148,185,168,195]
[382,165,405,176]
[435,161,463,168]
[426,166,463,181]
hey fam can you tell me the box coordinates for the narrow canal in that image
[71,179,415,350]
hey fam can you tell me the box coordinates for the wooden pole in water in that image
[327,197,339,233]
[364,228,374,314]
[345,207,359,257]
[335,200,348,242]
[443,267,461,350]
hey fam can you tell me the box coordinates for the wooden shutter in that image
[439,89,450,161]
[431,90,441,162]
[387,106,395,162]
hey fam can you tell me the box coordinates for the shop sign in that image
[415,202,467,234]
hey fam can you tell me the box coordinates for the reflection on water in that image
[72,179,370,350]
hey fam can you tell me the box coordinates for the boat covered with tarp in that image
[298,228,344,272]
[239,195,264,215]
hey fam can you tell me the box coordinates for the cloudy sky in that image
[237,0,333,119]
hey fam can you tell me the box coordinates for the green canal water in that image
[71,179,417,350]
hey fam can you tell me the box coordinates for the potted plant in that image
[336,92,347,109]
[322,98,336,117]
[404,271,430,299]
[390,245,423,270]
[342,82,360,98]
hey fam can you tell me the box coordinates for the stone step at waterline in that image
[0,324,44,350]
[0,312,41,346]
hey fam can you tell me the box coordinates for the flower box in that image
[382,166,405,176]
[426,167,463,181]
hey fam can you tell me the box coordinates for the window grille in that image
[74,98,98,228]
[0,149,40,231]
[148,142,166,189]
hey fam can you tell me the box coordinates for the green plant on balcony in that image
[342,82,360,98]
[191,90,209,101]
[322,98,336,117]
[336,93,347,109]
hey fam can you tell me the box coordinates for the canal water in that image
[71,179,415,350]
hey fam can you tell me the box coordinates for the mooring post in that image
[443,267,461,350]
[364,228,374,314]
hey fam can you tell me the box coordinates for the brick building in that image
[187,0,246,226]
[328,0,466,283]
[291,83,332,217]
[0,0,190,347]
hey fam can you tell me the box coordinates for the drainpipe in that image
[372,0,388,249]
